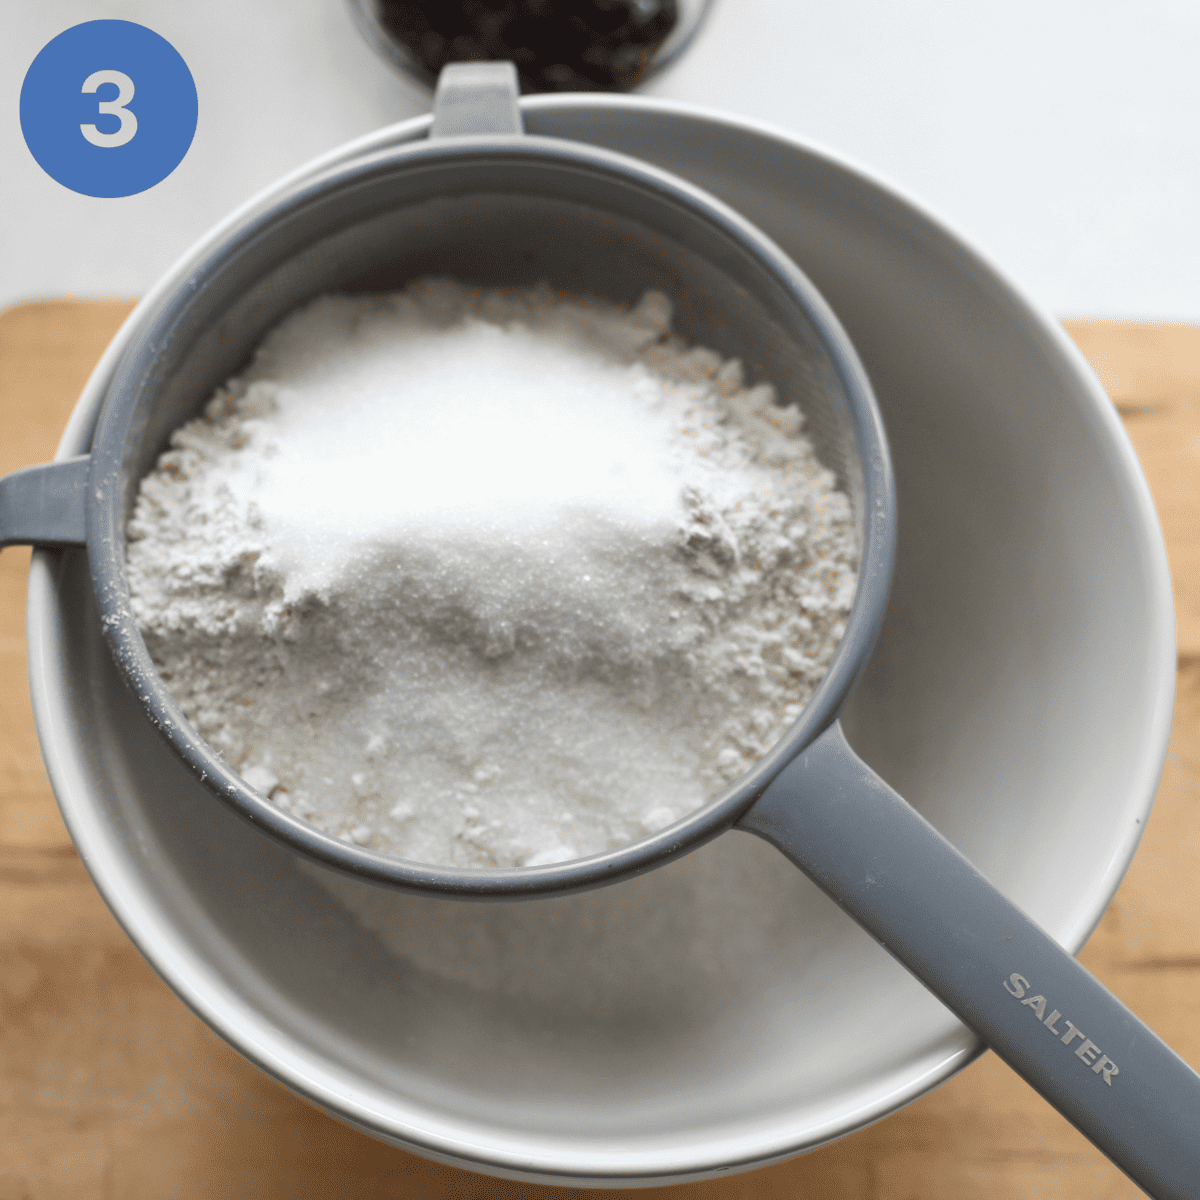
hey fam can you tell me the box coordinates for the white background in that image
[2,0,1198,321]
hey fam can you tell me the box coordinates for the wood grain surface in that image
[1,302,1197,1199]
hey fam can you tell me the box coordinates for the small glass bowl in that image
[347,0,717,94]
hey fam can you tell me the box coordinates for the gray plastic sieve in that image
[1,64,1197,1198]
[1,66,887,900]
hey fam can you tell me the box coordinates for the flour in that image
[127,280,858,868]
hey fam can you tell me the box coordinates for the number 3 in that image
[80,69,137,148]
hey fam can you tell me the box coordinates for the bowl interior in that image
[32,101,1172,1184]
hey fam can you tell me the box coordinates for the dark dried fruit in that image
[376,0,680,93]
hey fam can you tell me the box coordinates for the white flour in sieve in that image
[126,279,858,868]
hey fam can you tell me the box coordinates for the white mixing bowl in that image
[29,94,1174,1186]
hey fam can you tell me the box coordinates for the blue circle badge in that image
[20,21,197,198]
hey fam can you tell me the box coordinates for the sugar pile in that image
[126,279,858,868]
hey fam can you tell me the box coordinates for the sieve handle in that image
[0,456,90,549]
[737,719,1200,1200]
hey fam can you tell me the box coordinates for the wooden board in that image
[1,302,1197,1199]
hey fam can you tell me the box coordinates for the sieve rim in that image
[84,131,895,898]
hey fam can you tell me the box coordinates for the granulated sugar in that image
[127,280,858,868]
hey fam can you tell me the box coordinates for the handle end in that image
[0,456,90,549]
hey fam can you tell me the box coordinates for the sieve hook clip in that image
[429,62,524,139]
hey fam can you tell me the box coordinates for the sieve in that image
[2,65,1197,1196]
